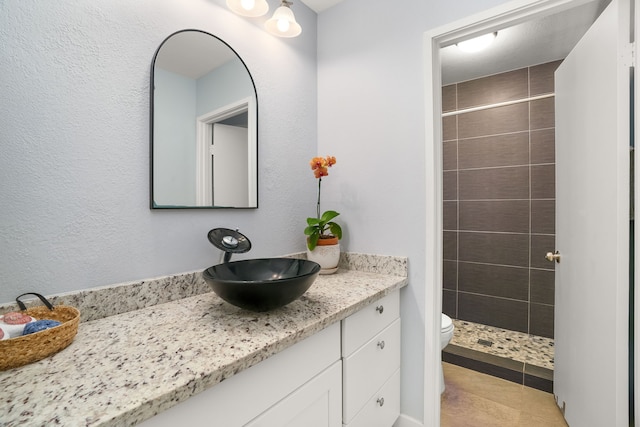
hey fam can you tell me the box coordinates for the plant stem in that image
[317,177,322,219]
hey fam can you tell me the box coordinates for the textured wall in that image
[0,0,318,304]
[442,62,560,339]
[316,0,513,421]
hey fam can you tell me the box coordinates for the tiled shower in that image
[442,60,561,341]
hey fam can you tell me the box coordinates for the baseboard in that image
[393,413,423,427]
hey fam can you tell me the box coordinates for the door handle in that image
[545,251,561,263]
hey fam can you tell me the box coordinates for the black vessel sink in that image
[202,258,321,312]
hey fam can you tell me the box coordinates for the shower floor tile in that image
[451,319,554,370]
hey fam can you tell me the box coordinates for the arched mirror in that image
[151,30,258,209]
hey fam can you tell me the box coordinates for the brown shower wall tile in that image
[458,293,529,333]
[530,97,555,129]
[458,262,529,300]
[531,128,555,164]
[443,115,457,141]
[531,164,555,199]
[443,171,458,200]
[531,269,555,305]
[529,60,562,96]
[443,201,458,230]
[444,231,458,261]
[531,234,556,270]
[443,260,457,290]
[458,102,529,139]
[531,199,555,234]
[443,289,457,318]
[530,303,554,338]
[459,166,529,200]
[457,68,529,109]
[458,132,529,169]
[443,140,457,171]
[458,232,529,267]
[442,84,457,113]
[459,200,529,233]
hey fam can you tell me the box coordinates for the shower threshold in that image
[442,319,554,392]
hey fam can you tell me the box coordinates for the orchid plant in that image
[304,156,342,251]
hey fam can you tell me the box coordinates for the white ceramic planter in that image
[306,242,340,274]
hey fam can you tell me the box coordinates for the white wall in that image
[0,0,532,423]
[196,59,254,116]
[0,0,318,303]
[154,68,197,206]
[316,0,511,422]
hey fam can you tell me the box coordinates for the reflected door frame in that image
[195,96,257,207]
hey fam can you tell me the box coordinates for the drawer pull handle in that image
[376,305,384,314]
[377,340,385,350]
[377,397,385,407]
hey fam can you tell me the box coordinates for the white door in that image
[553,0,632,425]
[211,123,249,207]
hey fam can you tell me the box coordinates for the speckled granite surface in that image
[0,253,408,324]
[0,271,210,323]
[451,319,554,370]
[0,255,407,427]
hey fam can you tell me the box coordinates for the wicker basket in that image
[0,293,80,371]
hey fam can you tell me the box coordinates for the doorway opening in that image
[440,60,561,393]
[422,0,633,426]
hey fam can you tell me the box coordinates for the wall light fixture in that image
[226,0,269,17]
[265,0,302,38]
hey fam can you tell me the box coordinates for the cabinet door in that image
[245,360,342,427]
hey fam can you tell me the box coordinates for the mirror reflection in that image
[151,30,258,209]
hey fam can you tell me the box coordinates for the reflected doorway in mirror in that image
[195,97,257,207]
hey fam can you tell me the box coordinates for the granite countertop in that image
[0,259,407,427]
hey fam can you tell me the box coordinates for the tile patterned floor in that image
[441,363,568,427]
[451,319,555,370]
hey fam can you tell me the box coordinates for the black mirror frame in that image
[150,29,259,209]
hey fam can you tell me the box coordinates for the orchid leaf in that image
[320,210,340,223]
[328,222,342,239]
[306,217,320,226]
[304,225,318,236]
[307,233,319,250]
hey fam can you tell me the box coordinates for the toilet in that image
[440,313,455,393]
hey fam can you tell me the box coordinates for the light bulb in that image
[277,19,290,33]
[241,0,255,10]
[265,2,301,38]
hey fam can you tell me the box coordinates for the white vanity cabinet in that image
[341,291,401,427]
[140,291,401,427]
[140,322,342,427]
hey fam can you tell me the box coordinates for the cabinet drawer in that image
[342,319,401,424]
[342,291,399,357]
[343,368,400,427]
